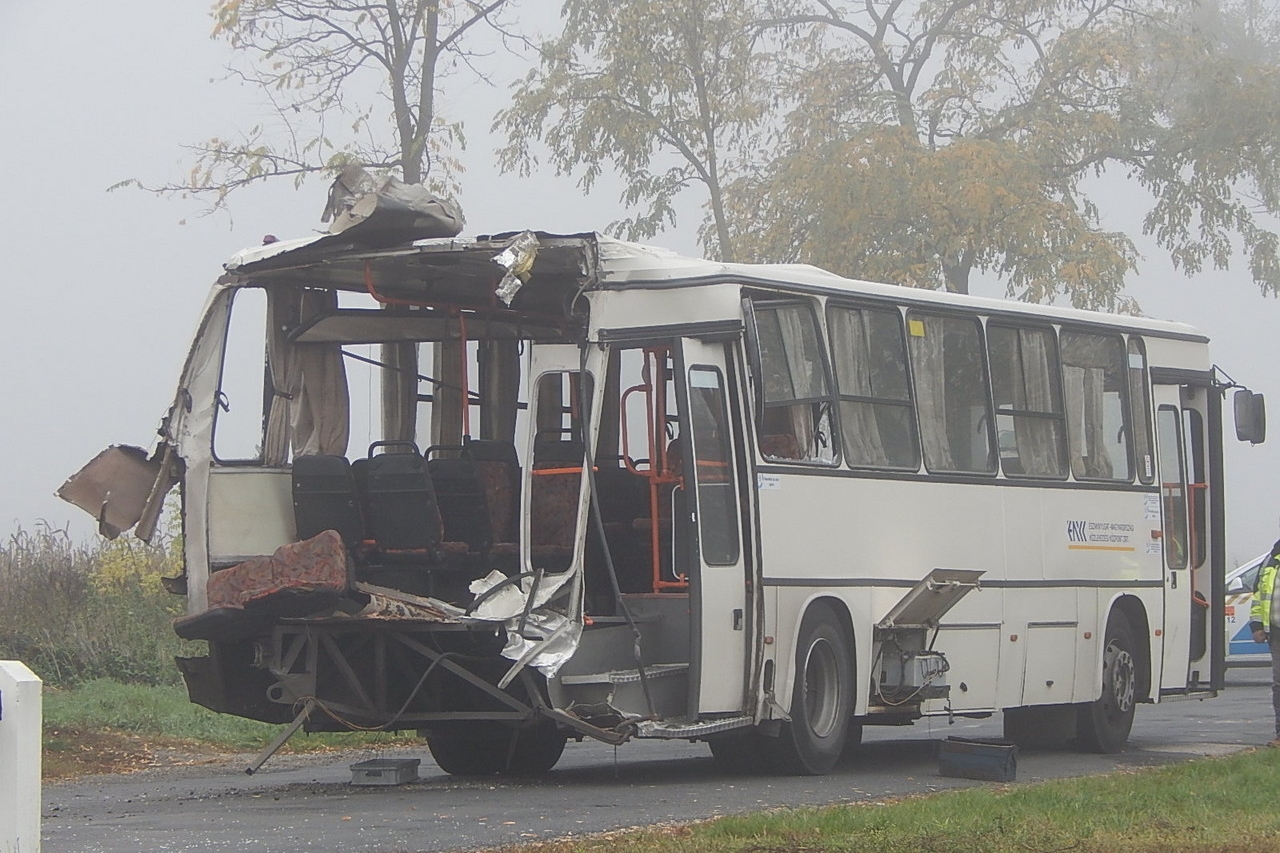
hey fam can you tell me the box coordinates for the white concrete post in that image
[0,661,41,853]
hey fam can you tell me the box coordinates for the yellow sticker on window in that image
[908,319,926,337]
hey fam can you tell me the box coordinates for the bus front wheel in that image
[765,601,854,775]
[1075,612,1138,754]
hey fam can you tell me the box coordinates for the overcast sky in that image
[1,1,1278,561]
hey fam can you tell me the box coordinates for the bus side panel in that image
[206,469,295,565]
[756,475,1006,715]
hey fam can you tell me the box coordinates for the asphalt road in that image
[42,671,1275,853]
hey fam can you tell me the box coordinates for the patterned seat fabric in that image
[465,438,521,547]
[529,439,583,569]
[206,529,349,610]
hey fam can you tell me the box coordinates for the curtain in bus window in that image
[264,286,302,466]
[828,307,887,466]
[1061,332,1131,481]
[293,289,350,458]
[909,317,955,471]
[753,302,836,463]
[1014,330,1063,476]
[828,306,920,468]
[908,313,993,473]
[989,326,1065,477]
[778,306,817,455]
[264,287,350,465]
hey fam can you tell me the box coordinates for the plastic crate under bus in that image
[937,737,1018,783]
[349,758,420,786]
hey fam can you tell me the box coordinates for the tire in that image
[764,601,854,775]
[1003,704,1075,750]
[507,720,567,775]
[426,721,567,776]
[841,721,865,758]
[425,724,509,776]
[1075,612,1139,754]
[708,731,769,774]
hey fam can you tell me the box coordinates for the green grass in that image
[491,749,1280,853]
[43,679,420,752]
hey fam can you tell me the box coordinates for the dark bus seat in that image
[427,446,492,553]
[291,455,366,548]
[465,438,521,547]
[361,442,446,558]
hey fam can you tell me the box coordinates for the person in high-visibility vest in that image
[1248,539,1280,748]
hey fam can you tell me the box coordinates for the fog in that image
[1,2,1276,563]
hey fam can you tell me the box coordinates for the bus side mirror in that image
[1234,389,1266,444]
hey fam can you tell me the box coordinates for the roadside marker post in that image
[1,661,41,853]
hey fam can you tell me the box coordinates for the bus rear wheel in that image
[425,721,566,776]
[425,724,508,775]
[507,720,567,774]
[1075,612,1138,754]
[764,601,853,775]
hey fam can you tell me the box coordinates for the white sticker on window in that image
[757,473,781,491]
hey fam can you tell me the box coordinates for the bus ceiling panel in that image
[225,236,596,315]
[289,310,569,345]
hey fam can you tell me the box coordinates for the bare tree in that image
[117,0,520,212]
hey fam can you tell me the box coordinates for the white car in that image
[1225,552,1272,668]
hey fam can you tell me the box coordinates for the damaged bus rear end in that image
[61,220,774,774]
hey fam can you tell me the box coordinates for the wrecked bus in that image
[60,201,1266,775]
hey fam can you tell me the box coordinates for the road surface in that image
[42,671,1274,853]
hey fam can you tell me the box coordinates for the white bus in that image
[61,223,1265,776]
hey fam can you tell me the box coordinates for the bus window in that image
[1184,407,1207,569]
[827,305,920,470]
[1060,331,1132,481]
[1128,338,1155,485]
[688,366,740,565]
[987,325,1067,478]
[748,299,837,464]
[1156,405,1189,570]
[906,311,995,475]
[213,287,268,463]
[529,370,593,572]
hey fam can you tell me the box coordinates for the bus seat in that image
[291,455,365,548]
[465,438,521,547]
[362,445,450,560]
[427,446,492,553]
[587,466,651,595]
[529,441,583,570]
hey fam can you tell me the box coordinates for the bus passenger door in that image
[1153,385,1192,689]
[678,338,753,714]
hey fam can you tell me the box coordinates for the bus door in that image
[1152,383,1192,689]
[678,337,754,714]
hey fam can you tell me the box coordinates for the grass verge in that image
[488,747,1280,853]
[42,679,421,779]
